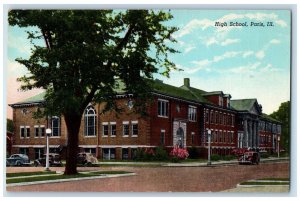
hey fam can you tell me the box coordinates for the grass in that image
[7,171,132,184]
[240,181,289,185]
[7,171,57,178]
[258,178,289,181]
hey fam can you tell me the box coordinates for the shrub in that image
[211,154,221,161]
[170,146,189,162]
[222,155,236,161]
[260,152,270,158]
[154,146,169,161]
[188,147,200,159]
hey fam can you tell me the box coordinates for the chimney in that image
[184,78,190,87]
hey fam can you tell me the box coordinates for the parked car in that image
[77,152,98,166]
[238,151,260,165]
[34,153,62,167]
[6,154,30,166]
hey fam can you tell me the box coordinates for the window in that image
[40,127,45,137]
[160,130,165,145]
[51,117,61,137]
[188,106,197,121]
[84,106,96,136]
[191,132,195,144]
[20,126,25,138]
[34,125,45,138]
[132,121,138,136]
[34,148,44,159]
[205,110,209,123]
[220,113,223,125]
[123,122,129,136]
[219,130,223,143]
[26,126,30,138]
[20,126,30,138]
[216,112,219,124]
[20,148,29,155]
[34,126,39,137]
[122,148,129,160]
[110,123,116,136]
[84,148,96,156]
[231,115,235,126]
[102,123,109,136]
[102,148,115,160]
[158,99,169,117]
[219,96,223,107]
[210,111,214,124]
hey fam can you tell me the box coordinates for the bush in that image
[170,146,189,162]
[188,147,200,159]
[211,154,221,161]
[154,146,169,161]
[260,152,270,158]
[222,155,236,161]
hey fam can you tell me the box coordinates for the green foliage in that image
[211,154,221,161]
[154,146,169,161]
[222,155,236,161]
[269,101,290,152]
[8,10,178,174]
[8,10,179,117]
[6,119,14,132]
[260,152,270,158]
[134,147,169,161]
[188,147,201,159]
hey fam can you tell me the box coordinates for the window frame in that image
[158,99,169,118]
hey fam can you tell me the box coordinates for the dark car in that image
[77,152,98,166]
[34,153,62,167]
[7,154,30,166]
[238,151,260,165]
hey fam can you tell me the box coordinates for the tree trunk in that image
[63,112,83,175]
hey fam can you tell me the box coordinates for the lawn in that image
[7,171,132,184]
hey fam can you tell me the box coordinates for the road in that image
[6,161,289,192]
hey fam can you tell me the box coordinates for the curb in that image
[6,173,137,187]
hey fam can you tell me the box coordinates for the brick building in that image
[9,78,281,160]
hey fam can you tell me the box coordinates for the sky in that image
[6,9,291,119]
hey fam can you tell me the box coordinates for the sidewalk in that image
[97,157,289,167]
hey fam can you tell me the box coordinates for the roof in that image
[15,92,46,104]
[230,99,257,112]
[261,113,281,123]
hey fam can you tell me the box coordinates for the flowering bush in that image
[170,146,189,162]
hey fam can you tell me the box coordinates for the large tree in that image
[269,101,290,153]
[9,10,178,175]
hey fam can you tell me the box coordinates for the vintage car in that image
[7,154,31,166]
[77,152,98,166]
[238,151,260,165]
[34,153,62,167]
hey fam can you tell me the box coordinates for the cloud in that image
[213,51,241,62]
[205,37,218,46]
[260,64,281,73]
[255,50,265,59]
[229,62,261,74]
[7,60,30,77]
[243,51,254,58]
[270,39,281,44]
[220,38,240,46]
[184,45,196,54]
[175,12,288,40]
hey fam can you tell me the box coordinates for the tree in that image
[269,101,290,153]
[7,118,14,133]
[9,10,178,175]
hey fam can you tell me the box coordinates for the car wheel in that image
[16,161,21,166]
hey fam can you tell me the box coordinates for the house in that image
[9,78,281,160]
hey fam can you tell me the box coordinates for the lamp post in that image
[45,128,52,171]
[207,129,212,166]
[277,135,280,158]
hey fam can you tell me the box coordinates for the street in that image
[6,161,289,192]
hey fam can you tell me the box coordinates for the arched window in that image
[51,116,60,136]
[84,106,97,136]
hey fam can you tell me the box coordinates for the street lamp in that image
[45,128,52,171]
[277,135,280,158]
[207,129,212,166]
